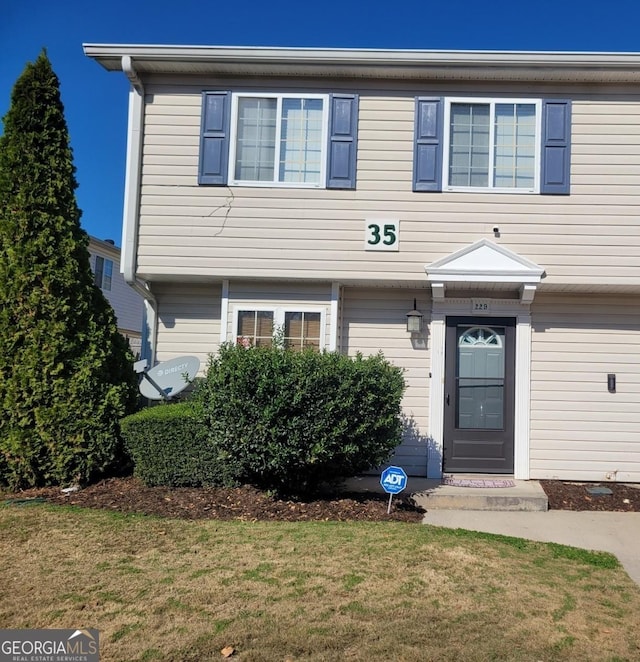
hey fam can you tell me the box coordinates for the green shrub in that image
[198,344,405,495]
[120,402,239,487]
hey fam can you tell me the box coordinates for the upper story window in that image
[199,91,358,190]
[444,99,541,192]
[230,94,327,186]
[94,256,113,291]
[413,97,571,195]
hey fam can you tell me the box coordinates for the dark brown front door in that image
[443,317,515,473]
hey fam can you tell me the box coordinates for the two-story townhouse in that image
[88,235,144,356]
[84,45,640,482]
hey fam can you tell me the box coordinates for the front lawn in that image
[1,504,639,661]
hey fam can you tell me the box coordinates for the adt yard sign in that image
[380,466,408,494]
[380,466,408,514]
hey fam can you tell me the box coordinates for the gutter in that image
[121,55,157,363]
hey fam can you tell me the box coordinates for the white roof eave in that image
[82,44,640,83]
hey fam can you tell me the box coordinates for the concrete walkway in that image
[423,509,640,586]
[342,476,640,586]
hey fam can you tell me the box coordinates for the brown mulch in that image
[2,477,424,523]
[3,477,639,522]
[540,480,640,512]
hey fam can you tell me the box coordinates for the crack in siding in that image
[205,187,235,238]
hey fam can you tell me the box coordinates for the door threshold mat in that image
[442,477,516,488]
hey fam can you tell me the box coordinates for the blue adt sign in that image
[380,466,408,494]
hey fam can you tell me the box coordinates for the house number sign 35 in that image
[364,220,399,251]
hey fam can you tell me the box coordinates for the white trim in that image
[220,279,230,344]
[441,97,542,194]
[228,92,329,188]
[85,45,640,85]
[329,283,341,351]
[231,305,327,350]
[514,315,532,479]
[428,314,446,479]
[429,298,532,479]
[121,62,143,282]
[427,239,544,285]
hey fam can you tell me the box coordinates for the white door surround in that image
[425,240,543,479]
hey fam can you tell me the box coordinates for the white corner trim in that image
[514,315,532,479]
[220,279,230,344]
[428,314,446,478]
[329,282,341,351]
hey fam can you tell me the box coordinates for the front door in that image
[443,317,515,473]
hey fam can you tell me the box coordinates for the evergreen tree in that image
[0,51,138,489]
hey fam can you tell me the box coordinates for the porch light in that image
[406,299,423,333]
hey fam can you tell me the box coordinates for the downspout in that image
[121,55,157,363]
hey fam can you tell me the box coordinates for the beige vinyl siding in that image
[154,283,220,371]
[135,78,640,288]
[530,294,640,482]
[226,281,333,347]
[341,288,430,476]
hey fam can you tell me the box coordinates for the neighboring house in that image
[84,45,640,482]
[88,236,144,356]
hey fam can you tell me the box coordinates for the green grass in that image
[1,502,639,661]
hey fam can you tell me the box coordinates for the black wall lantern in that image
[406,298,423,333]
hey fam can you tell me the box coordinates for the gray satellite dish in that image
[138,355,200,400]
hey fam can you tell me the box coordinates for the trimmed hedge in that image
[120,402,238,487]
[198,344,405,495]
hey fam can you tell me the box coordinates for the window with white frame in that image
[237,310,274,347]
[94,255,113,291]
[235,308,324,350]
[230,94,328,186]
[284,311,322,350]
[444,99,541,192]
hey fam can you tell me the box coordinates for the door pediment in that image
[425,239,544,302]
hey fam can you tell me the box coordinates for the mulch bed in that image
[3,477,424,523]
[540,480,640,512]
[4,477,640,522]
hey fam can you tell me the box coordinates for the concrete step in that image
[342,475,549,512]
[411,476,549,512]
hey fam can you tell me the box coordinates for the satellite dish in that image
[138,355,200,400]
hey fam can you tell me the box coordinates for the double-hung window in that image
[413,97,571,195]
[235,308,323,350]
[230,94,327,186]
[444,98,541,193]
[199,91,359,189]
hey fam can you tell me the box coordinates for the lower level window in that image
[236,308,323,350]
[237,310,274,347]
[284,312,321,350]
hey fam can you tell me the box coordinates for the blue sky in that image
[2,0,639,245]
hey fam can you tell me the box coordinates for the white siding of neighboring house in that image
[89,238,144,353]
[135,79,640,288]
[341,287,431,476]
[530,294,640,482]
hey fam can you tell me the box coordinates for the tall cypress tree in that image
[0,51,138,489]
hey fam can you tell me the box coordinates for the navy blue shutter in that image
[327,94,358,189]
[413,97,443,192]
[541,99,571,195]
[198,91,231,185]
